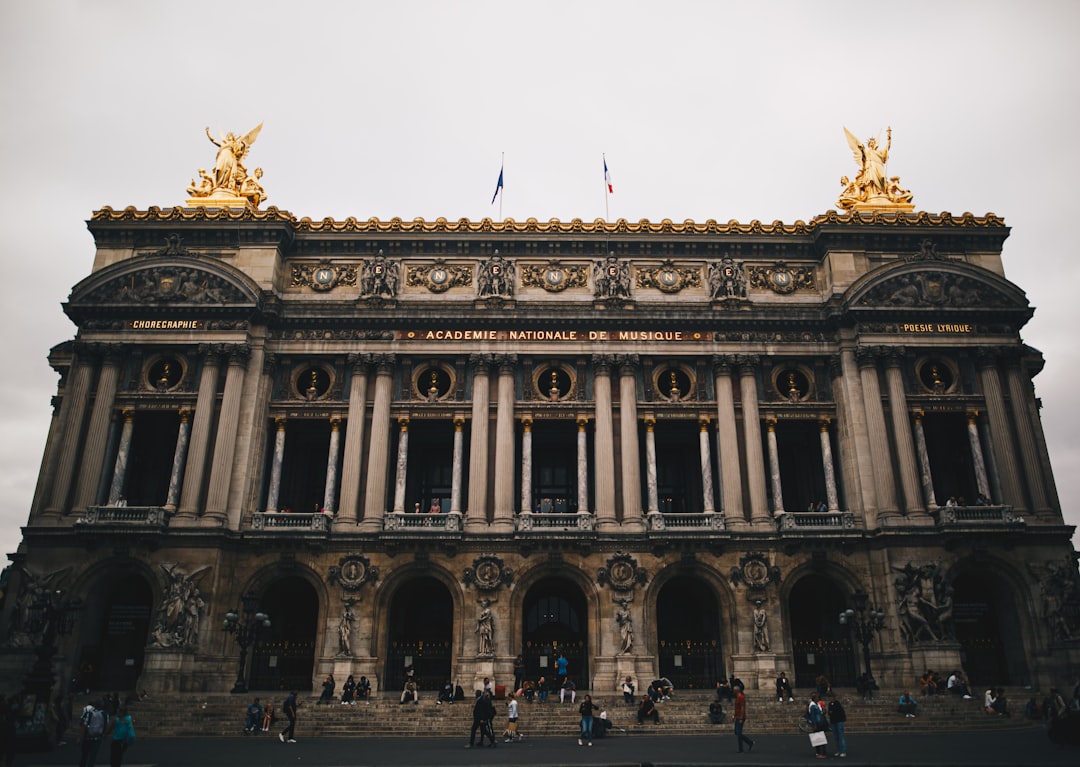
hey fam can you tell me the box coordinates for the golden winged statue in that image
[837,126,913,211]
[186,122,267,208]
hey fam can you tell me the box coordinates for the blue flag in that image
[491,166,504,205]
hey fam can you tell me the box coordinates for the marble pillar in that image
[884,353,924,514]
[699,419,715,513]
[592,357,617,528]
[713,357,743,521]
[492,358,517,530]
[912,412,936,507]
[451,417,465,514]
[73,348,123,511]
[576,417,590,514]
[176,346,222,521]
[978,356,1024,508]
[1005,362,1050,513]
[164,409,191,511]
[466,356,491,530]
[644,417,659,515]
[966,412,992,500]
[43,347,95,517]
[265,417,287,512]
[618,358,643,530]
[819,420,839,511]
[392,418,409,514]
[520,418,533,515]
[323,418,342,513]
[738,357,770,526]
[765,419,784,515]
[337,355,371,526]
[857,348,898,520]
[107,408,135,506]
[204,345,250,525]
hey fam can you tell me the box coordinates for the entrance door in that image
[78,573,153,691]
[249,577,318,691]
[384,577,453,692]
[952,570,1027,685]
[789,575,856,689]
[656,576,725,689]
[522,577,588,688]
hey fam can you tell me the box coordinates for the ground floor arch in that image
[952,567,1029,686]
[521,576,589,687]
[249,576,319,691]
[75,568,154,691]
[384,576,453,692]
[788,573,856,689]
[655,575,725,689]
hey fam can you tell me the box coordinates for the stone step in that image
[66,690,1031,739]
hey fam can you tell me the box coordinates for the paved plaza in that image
[15,728,1077,767]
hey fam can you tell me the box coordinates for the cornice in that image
[89,207,1008,235]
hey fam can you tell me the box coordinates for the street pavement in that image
[17,727,1078,767]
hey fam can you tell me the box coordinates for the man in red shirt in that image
[734,689,755,753]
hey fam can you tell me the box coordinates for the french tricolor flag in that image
[604,157,614,194]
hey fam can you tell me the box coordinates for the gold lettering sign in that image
[898,323,973,334]
[398,329,705,342]
[128,320,207,330]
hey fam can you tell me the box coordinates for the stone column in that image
[618,356,643,530]
[738,356,770,526]
[204,345,250,525]
[72,347,123,511]
[857,347,898,521]
[520,417,533,516]
[576,417,590,514]
[451,417,465,514]
[265,417,287,512]
[392,418,410,514]
[44,347,97,517]
[592,356,617,529]
[966,411,992,500]
[360,356,395,531]
[644,417,660,515]
[884,351,924,514]
[107,408,135,506]
[337,354,371,526]
[819,419,840,511]
[713,357,743,521]
[176,346,222,521]
[912,411,936,507]
[323,418,341,514]
[699,418,715,513]
[492,357,517,531]
[1005,360,1050,513]
[836,347,876,521]
[977,354,1025,509]
[765,418,784,515]
[466,355,492,530]
[164,409,191,511]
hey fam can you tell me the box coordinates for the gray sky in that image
[1,0,1078,559]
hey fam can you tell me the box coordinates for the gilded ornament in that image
[186,123,267,209]
[837,127,914,212]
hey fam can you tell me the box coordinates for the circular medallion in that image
[544,268,567,291]
[313,267,335,290]
[430,268,448,285]
[658,268,682,293]
[770,268,795,293]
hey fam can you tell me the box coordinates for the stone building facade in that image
[2,203,1078,698]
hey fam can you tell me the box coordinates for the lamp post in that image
[223,593,270,694]
[19,588,81,749]
[838,589,885,688]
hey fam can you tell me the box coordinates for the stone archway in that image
[249,576,319,691]
[952,568,1028,686]
[76,570,154,691]
[656,576,725,689]
[788,574,856,689]
[522,577,589,689]
[384,576,453,692]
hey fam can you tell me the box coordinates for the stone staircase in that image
[67,688,1035,739]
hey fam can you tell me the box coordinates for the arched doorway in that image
[656,576,725,689]
[76,569,154,691]
[249,576,319,691]
[522,577,589,688]
[952,569,1028,685]
[384,577,453,692]
[788,574,856,689]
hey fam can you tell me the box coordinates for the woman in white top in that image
[504,694,522,742]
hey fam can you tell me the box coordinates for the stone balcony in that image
[646,511,726,533]
[776,510,856,533]
[931,504,1023,529]
[383,511,462,533]
[515,511,595,533]
[251,511,331,535]
[79,505,171,530]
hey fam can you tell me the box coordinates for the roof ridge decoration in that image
[91,206,1007,232]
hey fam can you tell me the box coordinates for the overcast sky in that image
[1,0,1078,559]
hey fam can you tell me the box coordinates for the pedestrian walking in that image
[108,705,135,767]
[808,694,829,758]
[578,694,596,746]
[278,689,299,743]
[466,691,496,748]
[733,688,755,753]
[503,693,522,742]
[78,698,108,767]
[828,692,848,757]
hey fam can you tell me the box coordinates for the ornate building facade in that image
[2,141,1079,698]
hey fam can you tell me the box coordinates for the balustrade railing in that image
[383,512,462,532]
[515,512,594,532]
[777,511,855,531]
[647,512,726,531]
[932,504,1021,527]
[251,512,330,532]
[81,505,170,527]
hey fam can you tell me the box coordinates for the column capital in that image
[883,347,907,367]
[226,344,252,366]
[453,416,466,430]
[373,354,396,375]
[711,355,737,377]
[120,407,135,422]
[827,354,844,380]
[197,342,227,363]
[469,353,495,373]
[855,345,881,368]
[965,410,981,424]
[520,416,533,430]
[576,415,590,429]
[975,348,1002,368]
[591,354,615,375]
[765,417,778,431]
[329,417,342,429]
[913,409,925,425]
[735,354,760,375]
[274,416,287,429]
[615,354,640,374]
[698,415,711,429]
[496,354,518,374]
[818,417,832,431]
[347,352,375,374]
[397,416,410,430]
[178,407,191,422]
[262,352,277,375]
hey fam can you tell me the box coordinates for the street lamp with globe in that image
[839,590,885,690]
[223,593,270,694]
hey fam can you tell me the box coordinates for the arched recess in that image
[383,576,454,692]
[786,572,857,689]
[950,561,1031,686]
[249,575,320,692]
[521,576,590,689]
[73,564,155,692]
[655,575,726,689]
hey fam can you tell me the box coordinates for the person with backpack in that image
[78,699,108,767]
[278,690,298,743]
[108,705,135,766]
[466,690,496,748]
